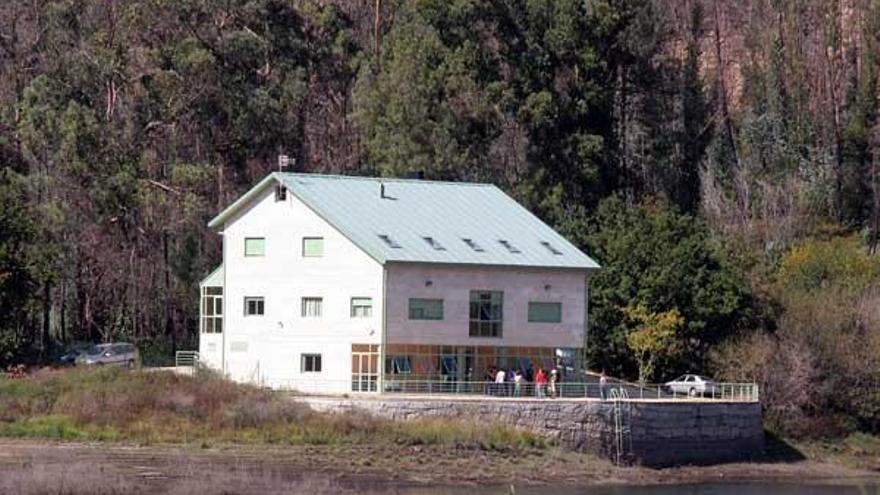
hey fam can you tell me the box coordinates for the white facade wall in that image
[385,264,587,349]
[219,186,384,392]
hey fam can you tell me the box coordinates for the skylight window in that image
[462,238,484,252]
[498,239,521,254]
[541,241,562,255]
[423,236,446,251]
[378,234,402,248]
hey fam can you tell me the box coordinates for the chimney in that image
[380,183,386,199]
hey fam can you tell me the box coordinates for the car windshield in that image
[86,345,108,355]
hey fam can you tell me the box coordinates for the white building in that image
[198,173,600,393]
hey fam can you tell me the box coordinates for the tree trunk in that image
[712,0,740,171]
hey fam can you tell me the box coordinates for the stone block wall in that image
[297,396,763,467]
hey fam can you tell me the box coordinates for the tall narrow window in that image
[201,287,223,333]
[469,291,503,337]
[301,354,322,372]
[350,297,373,318]
[244,297,264,316]
[302,237,324,257]
[244,237,265,257]
[408,298,444,320]
[528,302,562,323]
[301,297,323,317]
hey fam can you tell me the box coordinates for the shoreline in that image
[1,439,878,494]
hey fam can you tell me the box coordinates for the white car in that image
[664,374,717,397]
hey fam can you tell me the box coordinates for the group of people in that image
[484,366,561,398]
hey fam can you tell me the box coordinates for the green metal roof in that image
[210,173,600,270]
[200,265,223,287]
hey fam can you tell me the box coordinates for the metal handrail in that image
[263,378,759,402]
[175,350,200,368]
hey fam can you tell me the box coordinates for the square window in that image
[351,297,373,318]
[301,354,322,373]
[528,302,562,323]
[302,237,324,257]
[408,298,443,320]
[301,297,322,318]
[244,297,264,316]
[244,237,265,257]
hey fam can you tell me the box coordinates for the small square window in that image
[351,297,373,318]
[303,237,324,257]
[301,354,322,373]
[408,298,443,320]
[244,237,265,257]
[301,297,323,318]
[244,297,264,316]
[528,302,562,323]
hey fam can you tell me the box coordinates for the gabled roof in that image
[209,173,600,270]
[200,265,223,286]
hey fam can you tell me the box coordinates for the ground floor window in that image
[244,296,264,316]
[351,344,379,392]
[301,354,322,373]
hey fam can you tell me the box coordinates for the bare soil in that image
[1,440,878,495]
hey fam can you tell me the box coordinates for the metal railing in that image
[174,350,200,368]
[265,378,759,402]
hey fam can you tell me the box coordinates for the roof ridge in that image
[276,172,496,188]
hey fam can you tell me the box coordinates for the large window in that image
[302,237,324,257]
[244,237,265,257]
[528,302,562,323]
[351,297,373,318]
[244,297,264,316]
[469,291,503,337]
[301,297,323,317]
[409,298,443,320]
[301,354,322,373]
[201,286,223,333]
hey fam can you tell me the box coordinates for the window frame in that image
[350,297,373,318]
[408,298,444,320]
[302,237,324,257]
[301,353,322,373]
[244,237,266,257]
[243,296,265,317]
[469,290,503,338]
[527,301,563,323]
[301,297,323,318]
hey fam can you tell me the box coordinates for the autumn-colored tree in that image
[623,305,685,384]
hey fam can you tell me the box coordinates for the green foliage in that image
[623,305,685,383]
[586,196,752,379]
[778,236,880,294]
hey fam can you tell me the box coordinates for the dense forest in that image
[1,0,880,437]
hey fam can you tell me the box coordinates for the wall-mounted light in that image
[425,280,433,287]
[544,284,552,291]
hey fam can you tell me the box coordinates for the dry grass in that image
[0,368,547,450]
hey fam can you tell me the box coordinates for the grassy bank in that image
[0,367,547,450]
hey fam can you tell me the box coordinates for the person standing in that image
[548,369,558,398]
[494,368,506,397]
[599,370,608,400]
[535,368,547,398]
[513,370,523,397]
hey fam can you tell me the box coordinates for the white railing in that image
[263,378,759,402]
[174,350,200,368]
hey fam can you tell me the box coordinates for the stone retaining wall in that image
[297,396,763,467]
